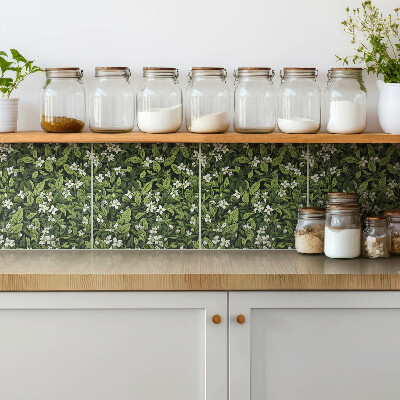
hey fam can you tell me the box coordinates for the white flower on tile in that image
[35,157,45,167]
[17,190,25,199]
[233,190,241,199]
[110,199,121,210]
[218,199,229,209]
[2,199,13,209]
[97,215,104,223]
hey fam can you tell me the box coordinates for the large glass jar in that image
[40,68,85,133]
[277,68,320,134]
[233,67,275,133]
[384,210,400,255]
[137,67,182,133]
[295,207,326,254]
[324,205,361,259]
[89,67,134,133]
[186,67,229,133]
[362,216,390,258]
[325,68,367,134]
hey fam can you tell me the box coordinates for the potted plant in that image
[337,1,400,134]
[0,49,43,133]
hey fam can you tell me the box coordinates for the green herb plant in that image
[0,49,43,98]
[337,1,400,83]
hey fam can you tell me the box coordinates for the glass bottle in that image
[362,216,390,258]
[277,67,320,134]
[295,207,326,254]
[89,67,134,133]
[325,68,367,134]
[40,68,85,133]
[137,67,182,133]
[186,67,229,133]
[233,67,275,133]
[384,210,400,255]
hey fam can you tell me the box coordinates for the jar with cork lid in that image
[362,216,390,258]
[384,210,400,255]
[295,207,326,254]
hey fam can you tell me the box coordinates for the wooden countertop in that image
[0,250,399,291]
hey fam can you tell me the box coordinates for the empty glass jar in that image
[186,67,229,133]
[137,67,182,133]
[233,67,275,133]
[362,216,390,258]
[277,68,320,134]
[89,67,134,133]
[384,210,400,255]
[40,68,85,133]
[295,207,326,254]
[325,68,367,134]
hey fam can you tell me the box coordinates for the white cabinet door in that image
[0,292,227,400]
[229,292,400,400]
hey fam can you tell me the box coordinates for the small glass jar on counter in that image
[137,67,182,133]
[186,67,229,133]
[277,68,320,134]
[41,68,85,133]
[233,67,275,133]
[362,216,390,258]
[295,207,326,254]
[89,67,134,133]
[384,210,400,255]
[325,68,367,134]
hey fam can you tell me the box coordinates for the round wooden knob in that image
[237,314,246,324]
[212,314,222,324]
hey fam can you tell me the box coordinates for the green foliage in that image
[0,49,43,98]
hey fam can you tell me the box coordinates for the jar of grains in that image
[362,216,390,258]
[277,68,320,133]
[233,67,276,133]
[384,210,400,255]
[41,68,85,133]
[295,207,326,254]
[186,67,230,133]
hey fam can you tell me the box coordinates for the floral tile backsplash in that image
[0,142,399,250]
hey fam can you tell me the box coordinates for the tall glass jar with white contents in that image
[234,67,275,133]
[186,67,230,133]
[277,68,320,134]
[89,67,134,133]
[137,68,182,133]
[325,68,367,134]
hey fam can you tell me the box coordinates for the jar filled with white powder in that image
[233,67,276,133]
[137,68,182,133]
[186,67,230,133]
[324,68,367,134]
[277,68,320,134]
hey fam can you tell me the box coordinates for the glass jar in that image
[327,192,359,206]
[295,207,326,254]
[186,67,229,133]
[40,68,85,133]
[137,67,182,133]
[324,205,361,259]
[325,68,367,134]
[233,67,275,133]
[277,68,320,134]
[384,210,400,255]
[89,67,134,133]
[362,216,390,258]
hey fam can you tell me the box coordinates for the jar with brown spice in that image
[384,210,400,255]
[362,216,390,259]
[295,207,326,254]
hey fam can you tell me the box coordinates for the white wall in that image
[1,0,397,131]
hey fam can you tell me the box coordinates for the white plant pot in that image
[0,98,19,133]
[377,80,400,134]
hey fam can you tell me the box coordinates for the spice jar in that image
[233,67,275,133]
[277,68,320,133]
[324,68,367,134]
[89,67,134,133]
[40,68,85,133]
[384,210,400,255]
[186,67,229,133]
[362,216,390,258]
[295,207,326,254]
[137,68,182,133]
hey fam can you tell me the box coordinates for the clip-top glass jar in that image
[295,207,326,254]
[384,210,400,255]
[362,216,390,258]
[89,67,134,133]
[233,67,275,133]
[137,68,182,133]
[325,68,367,134]
[277,68,320,134]
[40,68,85,133]
[186,67,229,133]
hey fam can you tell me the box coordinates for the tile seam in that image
[198,143,202,249]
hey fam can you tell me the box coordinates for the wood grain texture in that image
[0,250,399,291]
[1,131,400,144]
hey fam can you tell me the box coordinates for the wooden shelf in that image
[1,131,400,144]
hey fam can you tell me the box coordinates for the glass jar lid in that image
[384,209,400,222]
[326,203,360,214]
[280,67,318,79]
[328,67,363,79]
[366,216,388,227]
[298,207,326,218]
[45,67,83,79]
[191,67,227,78]
[143,67,178,79]
[327,192,359,206]
[95,67,131,78]
[235,67,274,78]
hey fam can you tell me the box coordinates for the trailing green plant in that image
[0,49,43,98]
[337,1,400,83]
